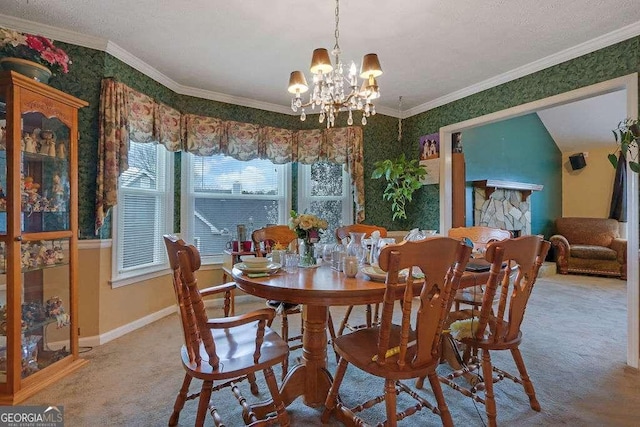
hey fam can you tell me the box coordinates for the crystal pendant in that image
[300,110,306,121]
[347,111,353,126]
[362,115,367,125]
[319,112,325,123]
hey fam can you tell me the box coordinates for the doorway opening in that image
[438,73,639,368]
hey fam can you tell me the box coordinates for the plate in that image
[299,262,322,269]
[234,262,281,274]
[360,266,424,282]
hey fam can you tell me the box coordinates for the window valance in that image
[96,79,365,233]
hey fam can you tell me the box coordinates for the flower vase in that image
[300,240,316,267]
[0,58,52,84]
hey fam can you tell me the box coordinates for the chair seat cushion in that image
[333,324,437,380]
[182,322,288,380]
[570,245,617,260]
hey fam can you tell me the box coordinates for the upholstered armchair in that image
[550,217,626,280]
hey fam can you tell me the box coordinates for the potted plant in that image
[371,153,427,221]
[0,28,71,83]
[609,118,640,173]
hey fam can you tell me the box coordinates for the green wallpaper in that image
[462,114,562,238]
[18,34,639,238]
[402,36,640,230]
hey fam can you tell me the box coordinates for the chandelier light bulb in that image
[286,0,381,128]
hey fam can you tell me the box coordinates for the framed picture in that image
[419,133,439,160]
[419,132,440,184]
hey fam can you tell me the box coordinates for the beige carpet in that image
[24,273,640,426]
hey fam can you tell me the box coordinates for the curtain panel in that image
[96,79,365,233]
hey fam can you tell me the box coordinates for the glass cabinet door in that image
[19,110,72,380]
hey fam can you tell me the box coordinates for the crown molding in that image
[0,13,107,51]
[2,14,638,119]
[176,84,294,115]
[404,20,640,119]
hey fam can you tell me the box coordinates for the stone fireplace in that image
[472,180,543,236]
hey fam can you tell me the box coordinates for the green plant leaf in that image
[631,161,640,173]
[608,153,619,169]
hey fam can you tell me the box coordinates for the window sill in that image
[110,266,172,288]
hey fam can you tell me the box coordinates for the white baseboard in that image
[78,293,264,347]
[79,305,176,347]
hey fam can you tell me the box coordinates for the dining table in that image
[232,261,491,415]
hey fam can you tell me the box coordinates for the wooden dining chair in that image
[322,237,472,427]
[331,224,388,339]
[448,226,512,310]
[439,235,551,427]
[163,235,290,427]
[251,225,301,380]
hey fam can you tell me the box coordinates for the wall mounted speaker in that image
[569,153,586,170]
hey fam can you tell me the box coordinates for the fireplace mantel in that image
[473,179,543,200]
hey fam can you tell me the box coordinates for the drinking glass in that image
[284,253,300,273]
[322,243,334,265]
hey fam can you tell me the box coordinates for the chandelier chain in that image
[333,0,340,53]
[398,96,403,142]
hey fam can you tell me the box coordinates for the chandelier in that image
[287,0,382,128]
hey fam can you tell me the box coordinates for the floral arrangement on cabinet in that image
[0,27,71,74]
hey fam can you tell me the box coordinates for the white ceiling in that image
[0,0,639,118]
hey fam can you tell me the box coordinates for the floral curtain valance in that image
[96,79,365,233]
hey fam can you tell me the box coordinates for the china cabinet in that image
[0,70,87,404]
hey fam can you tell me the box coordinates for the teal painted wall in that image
[462,114,562,237]
[402,36,640,231]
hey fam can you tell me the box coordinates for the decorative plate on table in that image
[360,266,424,282]
[299,262,322,269]
[234,262,281,274]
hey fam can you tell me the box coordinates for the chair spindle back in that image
[377,237,471,368]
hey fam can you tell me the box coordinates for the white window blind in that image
[182,153,290,260]
[114,141,173,281]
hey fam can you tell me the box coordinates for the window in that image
[112,141,173,286]
[298,161,353,243]
[181,154,290,262]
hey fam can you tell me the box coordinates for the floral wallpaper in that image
[20,35,640,238]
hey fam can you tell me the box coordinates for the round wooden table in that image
[233,265,388,410]
[233,264,485,412]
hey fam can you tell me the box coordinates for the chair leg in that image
[427,371,454,427]
[365,304,373,327]
[264,366,290,426]
[511,347,541,411]
[338,306,354,336]
[281,312,289,380]
[169,373,192,426]
[384,379,398,426]
[196,380,213,427]
[481,349,497,427]
[247,372,259,396]
[322,357,348,423]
